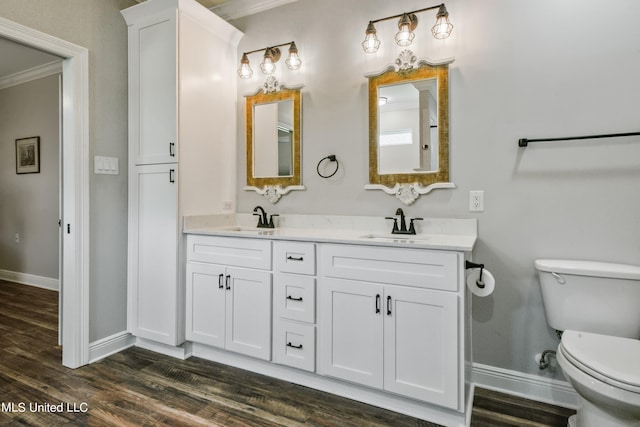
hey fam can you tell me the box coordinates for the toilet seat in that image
[560,330,640,394]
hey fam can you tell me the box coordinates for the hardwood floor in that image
[0,280,575,426]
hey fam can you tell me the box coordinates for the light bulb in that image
[237,53,253,79]
[285,42,302,70]
[260,48,276,75]
[432,5,453,39]
[361,22,381,53]
[394,13,415,47]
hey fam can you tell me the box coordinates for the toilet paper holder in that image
[465,261,486,289]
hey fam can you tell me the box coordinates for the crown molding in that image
[0,60,62,90]
[211,0,298,21]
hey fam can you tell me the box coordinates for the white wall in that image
[0,0,135,342]
[0,75,59,280]
[234,0,640,379]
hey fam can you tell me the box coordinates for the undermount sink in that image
[360,233,430,243]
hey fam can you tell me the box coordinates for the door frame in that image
[0,17,90,368]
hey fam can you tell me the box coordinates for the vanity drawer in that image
[320,244,459,291]
[273,273,315,323]
[274,241,316,275]
[186,235,271,270]
[273,319,315,372]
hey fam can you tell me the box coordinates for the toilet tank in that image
[535,259,640,339]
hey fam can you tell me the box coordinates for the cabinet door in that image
[384,287,459,408]
[225,267,272,360]
[131,164,179,344]
[185,262,226,348]
[319,278,384,388]
[132,11,177,164]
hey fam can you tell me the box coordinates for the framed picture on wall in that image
[15,136,40,174]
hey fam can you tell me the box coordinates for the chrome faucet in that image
[253,206,277,228]
[385,208,423,235]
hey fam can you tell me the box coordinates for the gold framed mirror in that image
[245,87,303,203]
[366,55,454,204]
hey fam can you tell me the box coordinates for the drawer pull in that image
[387,295,392,316]
[286,295,303,302]
[218,273,224,289]
[375,294,381,314]
[225,275,231,290]
[287,342,303,350]
[287,255,304,261]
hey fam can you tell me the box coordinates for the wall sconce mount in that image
[238,41,301,80]
[362,3,452,53]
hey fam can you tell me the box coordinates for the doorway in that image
[0,17,90,368]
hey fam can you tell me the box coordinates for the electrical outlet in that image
[469,191,484,212]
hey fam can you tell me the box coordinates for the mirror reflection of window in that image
[379,128,415,174]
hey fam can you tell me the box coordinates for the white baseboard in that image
[89,332,136,363]
[0,269,59,291]
[472,363,577,410]
[134,337,193,360]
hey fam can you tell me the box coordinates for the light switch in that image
[94,156,119,175]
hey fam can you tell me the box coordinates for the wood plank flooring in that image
[0,280,575,426]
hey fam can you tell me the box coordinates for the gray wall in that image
[0,0,135,341]
[2,0,639,381]
[234,0,640,379]
[0,75,60,280]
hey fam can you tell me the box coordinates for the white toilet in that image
[536,259,640,427]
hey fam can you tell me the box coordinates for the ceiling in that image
[0,0,296,81]
[142,0,297,21]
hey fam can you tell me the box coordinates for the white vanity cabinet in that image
[122,0,242,348]
[185,235,272,360]
[183,223,475,425]
[272,242,317,372]
[319,244,462,410]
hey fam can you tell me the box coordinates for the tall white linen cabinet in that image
[122,0,242,349]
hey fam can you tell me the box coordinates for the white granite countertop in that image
[183,214,477,252]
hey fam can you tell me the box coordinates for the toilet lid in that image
[561,330,640,392]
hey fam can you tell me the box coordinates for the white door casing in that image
[0,17,90,369]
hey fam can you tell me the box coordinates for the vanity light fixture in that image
[362,3,452,53]
[238,41,301,79]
